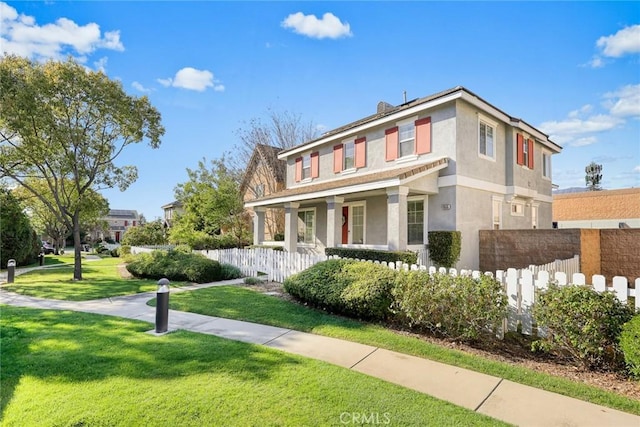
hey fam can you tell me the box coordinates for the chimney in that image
[377,101,394,114]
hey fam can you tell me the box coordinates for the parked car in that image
[41,242,55,254]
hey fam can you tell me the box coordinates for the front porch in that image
[247,158,449,255]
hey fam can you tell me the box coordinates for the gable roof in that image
[239,143,286,195]
[279,86,562,159]
[245,157,449,207]
[553,188,640,221]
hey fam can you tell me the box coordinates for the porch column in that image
[284,202,300,253]
[326,196,344,248]
[252,207,265,245]
[387,186,409,250]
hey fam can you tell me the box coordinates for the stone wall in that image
[479,228,639,282]
[600,229,640,283]
[479,229,581,272]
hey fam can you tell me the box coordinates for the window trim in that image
[531,203,539,229]
[407,196,425,245]
[478,114,497,161]
[492,196,503,229]
[510,201,525,217]
[542,150,552,180]
[301,154,311,182]
[397,116,417,159]
[343,140,355,171]
[344,201,366,245]
[297,207,316,246]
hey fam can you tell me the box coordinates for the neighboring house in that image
[245,86,562,269]
[240,144,286,241]
[93,209,140,243]
[553,188,640,229]
[162,201,184,228]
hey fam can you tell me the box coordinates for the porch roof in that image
[245,157,448,208]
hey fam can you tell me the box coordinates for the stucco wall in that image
[580,229,601,279]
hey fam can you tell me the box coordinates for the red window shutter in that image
[133,221,136,226]
[415,117,431,154]
[295,157,302,182]
[355,137,366,168]
[124,220,128,226]
[516,134,524,166]
[528,139,534,169]
[333,144,343,173]
[385,127,398,161]
[311,152,319,178]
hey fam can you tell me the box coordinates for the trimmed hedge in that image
[533,284,634,370]
[247,245,285,251]
[620,315,640,378]
[325,247,417,265]
[126,250,221,283]
[427,231,461,268]
[392,270,507,341]
[220,263,243,280]
[284,259,396,320]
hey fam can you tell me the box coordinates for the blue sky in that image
[2,1,639,220]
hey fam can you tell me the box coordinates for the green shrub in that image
[620,315,640,378]
[172,244,193,254]
[126,250,221,283]
[247,245,285,251]
[273,233,285,241]
[392,271,507,341]
[427,231,461,268]
[110,248,120,258]
[284,259,397,320]
[120,245,131,256]
[325,247,417,265]
[244,277,262,285]
[220,263,242,280]
[533,285,634,370]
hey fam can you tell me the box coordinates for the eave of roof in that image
[245,157,448,208]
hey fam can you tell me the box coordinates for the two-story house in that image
[240,143,287,241]
[245,86,562,269]
[162,200,184,229]
[92,209,140,243]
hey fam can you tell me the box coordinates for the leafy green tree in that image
[14,179,109,254]
[170,157,250,248]
[122,219,168,246]
[0,55,164,280]
[0,188,40,268]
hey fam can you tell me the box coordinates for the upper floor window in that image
[398,122,415,158]
[517,134,534,169]
[542,151,551,179]
[302,155,311,180]
[255,183,265,198]
[343,141,355,170]
[523,139,530,167]
[124,220,129,226]
[295,152,319,182]
[479,120,495,159]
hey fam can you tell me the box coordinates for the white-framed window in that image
[531,205,539,229]
[398,122,415,158]
[542,151,551,179]
[492,197,502,229]
[511,201,524,216]
[407,199,424,244]
[255,184,265,198]
[522,139,530,167]
[350,204,365,244]
[343,141,355,170]
[297,208,315,244]
[302,155,311,180]
[478,115,496,160]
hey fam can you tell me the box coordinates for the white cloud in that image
[633,165,640,173]
[158,67,222,92]
[0,1,124,61]
[596,24,640,57]
[568,104,593,118]
[539,115,623,141]
[569,136,598,147]
[94,56,108,73]
[132,81,153,93]
[281,12,352,39]
[603,84,640,118]
[586,56,604,69]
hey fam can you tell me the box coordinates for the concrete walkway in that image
[1,281,639,426]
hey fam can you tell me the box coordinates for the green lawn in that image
[2,256,187,301]
[157,285,640,416]
[0,306,506,426]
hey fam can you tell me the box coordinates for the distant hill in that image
[553,187,589,194]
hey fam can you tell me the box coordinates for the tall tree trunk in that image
[73,212,83,280]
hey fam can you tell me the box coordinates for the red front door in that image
[341,207,349,244]
[115,231,121,243]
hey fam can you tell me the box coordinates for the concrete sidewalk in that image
[1,283,639,426]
